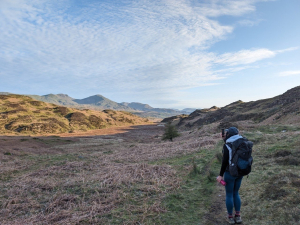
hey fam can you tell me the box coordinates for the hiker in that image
[216,127,253,224]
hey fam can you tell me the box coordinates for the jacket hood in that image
[226,134,243,143]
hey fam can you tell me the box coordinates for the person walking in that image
[216,127,250,224]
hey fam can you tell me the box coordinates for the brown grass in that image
[1,103,300,224]
[0,123,220,224]
[0,94,151,135]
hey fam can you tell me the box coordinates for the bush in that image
[189,157,200,176]
[162,123,180,141]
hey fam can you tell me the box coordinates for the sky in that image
[0,0,299,109]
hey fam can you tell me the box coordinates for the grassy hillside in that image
[0,94,149,135]
[176,86,300,129]
[1,87,299,224]
[1,122,299,224]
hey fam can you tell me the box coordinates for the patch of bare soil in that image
[0,136,78,156]
[204,184,228,225]
[58,125,145,137]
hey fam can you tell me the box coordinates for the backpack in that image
[226,137,253,177]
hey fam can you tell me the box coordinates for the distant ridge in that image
[28,94,77,106]
[73,95,133,111]
[26,93,192,119]
[120,102,153,111]
[172,85,300,129]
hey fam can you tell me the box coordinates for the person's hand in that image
[216,176,223,183]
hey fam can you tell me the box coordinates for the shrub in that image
[54,107,69,116]
[162,123,180,141]
[29,101,43,106]
[189,157,200,176]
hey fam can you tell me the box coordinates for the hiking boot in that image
[228,217,235,224]
[235,216,242,224]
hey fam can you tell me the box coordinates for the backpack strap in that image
[225,143,234,165]
[226,138,244,165]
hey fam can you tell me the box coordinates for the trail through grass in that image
[0,124,299,224]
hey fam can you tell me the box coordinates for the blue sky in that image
[0,0,299,109]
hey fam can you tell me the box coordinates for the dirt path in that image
[204,184,228,225]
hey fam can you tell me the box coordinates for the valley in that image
[1,122,299,224]
[0,87,300,224]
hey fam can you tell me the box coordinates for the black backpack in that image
[226,137,253,177]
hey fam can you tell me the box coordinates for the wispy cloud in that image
[0,0,295,104]
[237,19,262,27]
[275,47,299,54]
[278,70,300,77]
[213,48,287,66]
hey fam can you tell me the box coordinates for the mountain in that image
[28,94,77,106]
[73,95,134,111]
[168,86,300,129]
[28,93,189,119]
[120,102,153,111]
[120,102,192,114]
[0,94,149,135]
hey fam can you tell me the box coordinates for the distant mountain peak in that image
[57,93,73,98]
[28,93,196,118]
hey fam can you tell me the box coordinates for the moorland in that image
[0,94,149,135]
[0,86,300,224]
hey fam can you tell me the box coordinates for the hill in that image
[120,102,153,111]
[120,102,190,115]
[0,94,149,135]
[174,86,300,129]
[28,93,189,119]
[73,95,133,111]
[1,87,300,225]
[28,94,77,106]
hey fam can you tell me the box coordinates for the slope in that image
[28,93,187,119]
[177,86,300,129]
[0,94,149,135]
[28,94,78,106]
[73,95,133,111]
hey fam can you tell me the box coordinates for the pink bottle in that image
[220,179,226,186]
[217,177,226,186]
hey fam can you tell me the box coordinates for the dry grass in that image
[1,120,300,224]
[0,94,150,135]
[0,124,221,224]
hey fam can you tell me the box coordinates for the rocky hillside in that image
[0,94,149,135]
[175,86,300,130]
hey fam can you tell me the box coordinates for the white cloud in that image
[194,0,256,17]
[276,47,299,54]
[0,0,294,106]
[278,70,300,77]
[214,48,276,66]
